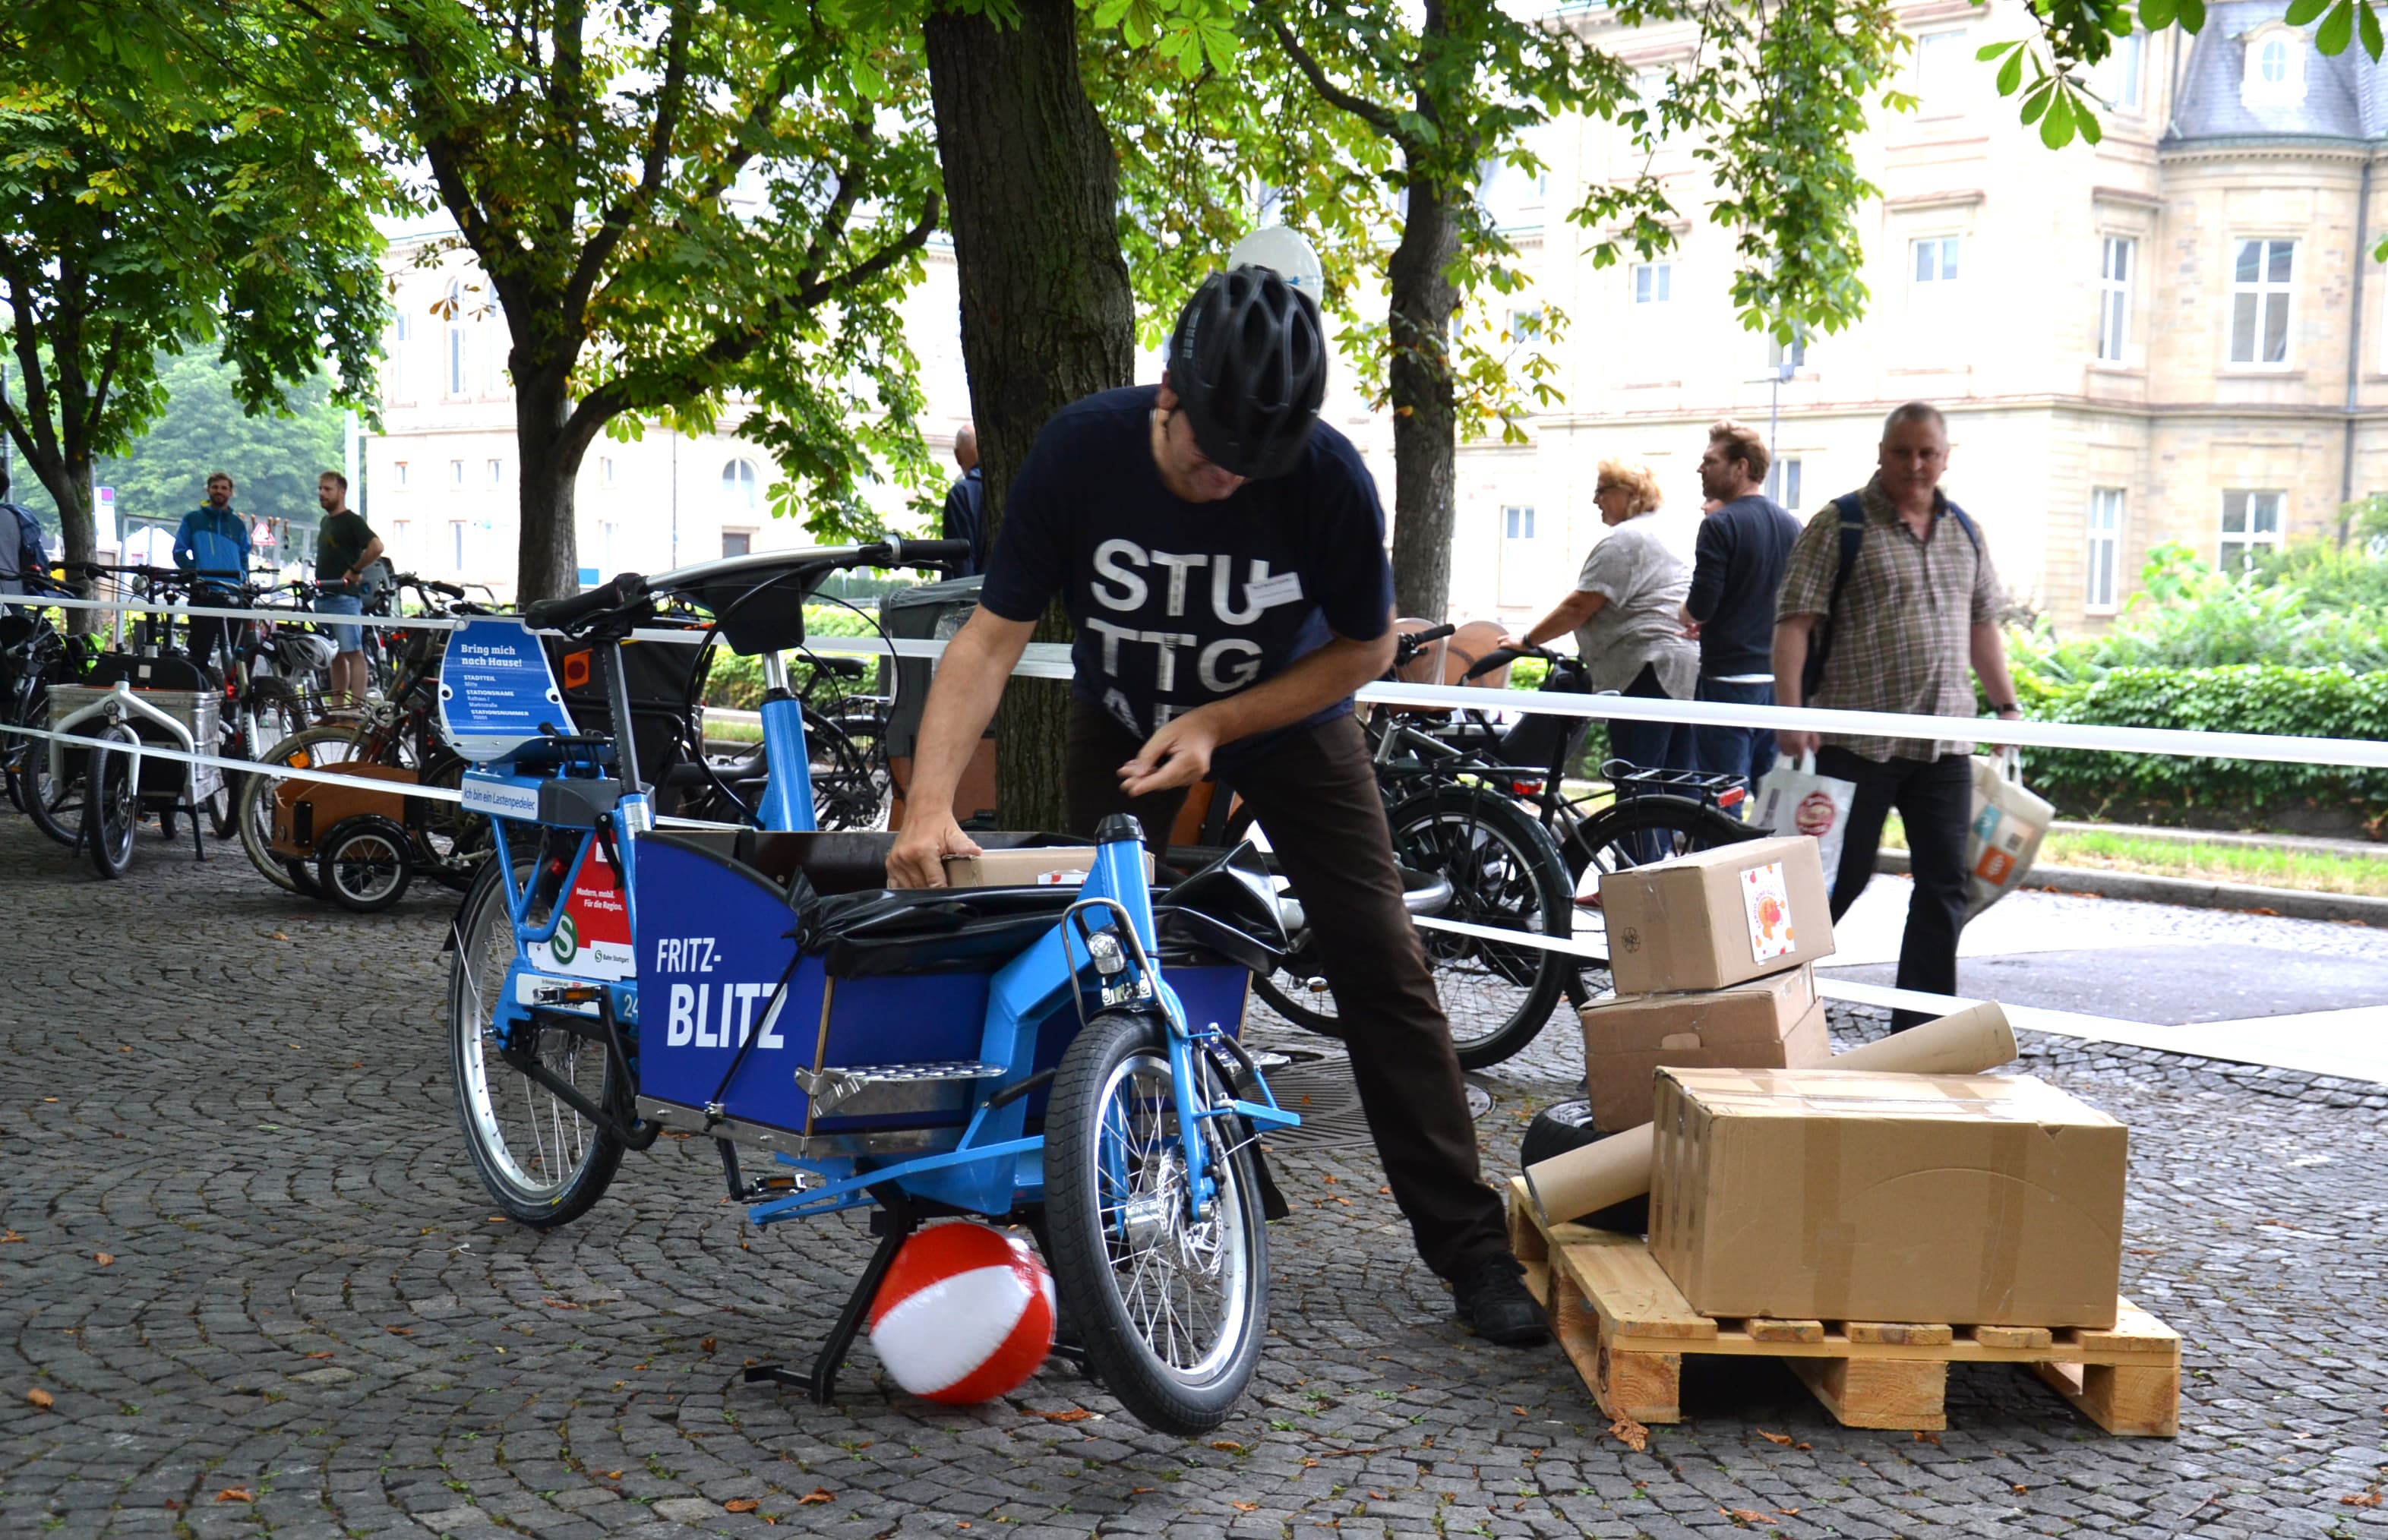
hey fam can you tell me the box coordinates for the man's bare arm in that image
[1969,621,2020,713]
[886,608,1038,887]
[1771,613,1818,759]
[1116,622,1395,798]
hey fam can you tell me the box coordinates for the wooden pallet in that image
[1508,1178,2179,1437]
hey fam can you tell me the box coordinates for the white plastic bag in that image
[1966,748,2055,917]
[1752,751,1858,883]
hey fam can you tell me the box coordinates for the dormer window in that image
[2241,24,2308,106]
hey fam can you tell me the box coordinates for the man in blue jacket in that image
[173,471,252,677]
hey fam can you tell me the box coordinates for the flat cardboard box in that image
[1579,965,1830,1133]
[1598,836,1835,994]
[1648,1066,2126,1328]
[943,843,1153,889]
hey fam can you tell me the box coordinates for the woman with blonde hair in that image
[1506,456,1698,776]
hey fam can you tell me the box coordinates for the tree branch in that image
[561,0,696,326]
[81,321,125,443]
[556,190,941,461]
[1262,12,1407,147]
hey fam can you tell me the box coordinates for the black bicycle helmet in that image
[1166,264,1328,481]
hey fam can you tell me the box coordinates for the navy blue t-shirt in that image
[978,387,1394,765]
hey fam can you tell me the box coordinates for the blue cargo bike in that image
[441,542,1302,1434]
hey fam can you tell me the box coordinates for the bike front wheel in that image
[85,727,141,879]
[1043,1011,1267,1435]
[448,856,627,1226]
[22,737,83,847]
[237,724,367,895]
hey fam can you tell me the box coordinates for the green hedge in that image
[703,606,880,708]
[2013,663,2388,830]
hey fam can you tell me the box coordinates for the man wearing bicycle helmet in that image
[888,260,1547,1348]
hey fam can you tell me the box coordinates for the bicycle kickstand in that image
[743,1185,918,1405]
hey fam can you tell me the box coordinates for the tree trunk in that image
[1385,167,1461,621]
[514,368,580,603]
[925,0,1136,830]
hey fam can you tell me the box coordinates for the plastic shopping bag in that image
[1965,749,2055,918]
[1752,752,1858,885]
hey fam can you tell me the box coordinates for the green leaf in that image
[2020,78,2058,124]
[2140,0,2180,30]
[2318,0,2357,52]
[1996,47,2025,96]
[2286,0,2329,26]
[1974,39,2020,60]
[2078,104,2105,144]
[2041,87,2077,148]
[2361,0,2384,59]
[2178,0,2207,31]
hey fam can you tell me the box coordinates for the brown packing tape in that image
[1521,1001,2019,1226]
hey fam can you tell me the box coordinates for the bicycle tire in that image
[1561,794,1760,1002]
[22,734,82,847]
[449,857,627,1227]
[1241,789,1575,1070]
[85,727,141,879]
[1043,1010,1267,1434]
[237,724,368,895]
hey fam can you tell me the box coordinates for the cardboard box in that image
[1648,1066,2127,1327]
[1578,965,1830,1133]
[942,844,1153,889]
[1598,836,1835,994]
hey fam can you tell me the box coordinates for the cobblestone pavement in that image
[5,816,2388,1540]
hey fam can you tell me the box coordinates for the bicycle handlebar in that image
[1461,643,1559,682]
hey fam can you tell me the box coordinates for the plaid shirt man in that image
[1775,474,2004,761]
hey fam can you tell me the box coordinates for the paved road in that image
[5,818,2388,1540]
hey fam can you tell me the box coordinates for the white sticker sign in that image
[1742,860,1797,963]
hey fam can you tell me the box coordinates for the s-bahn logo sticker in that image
[548,865,634,980]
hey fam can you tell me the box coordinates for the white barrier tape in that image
[23,594,2388,767]
[0,718,466,803]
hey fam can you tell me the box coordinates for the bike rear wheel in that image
[238,724,368,895]
[1043,1011,1266,1435]
[21,738,81,847]
[449,856,627,1226]
[1562,794,1759,1002]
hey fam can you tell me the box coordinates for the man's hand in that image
[886,811,984,890]
[1776,728,1819,761]
[1118,711,1222,797]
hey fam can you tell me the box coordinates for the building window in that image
[484,304,506,396]
[393,461,409,488]
[450,459,465,487]
[450,521,467,572]
[722,530,753,559]
[488,458,503,484]
[2243,30,2307,106]
[2219,490,2284,570]
[1913,236,1961,284]
[1768,456,1803,509]
[599,522,617,568]
[2260,37,2288,83]
[1913,30,1971,106]
[2087,488,2124,611]
[1508,309,1543,343]
[2229,238,2295,365]
[388,312,409,401]
[2107,32,2146,109]
[2098,237,2134,362]
[722,457,760,510]
[1631,263,1671,305]
[1503,506,1535,541]
[391,519,409,557]
[445,280,467,397]
[599,456,614,487]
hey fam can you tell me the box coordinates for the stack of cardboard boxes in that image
[1580,835,1838,1135]
[1577,835,2131,1330]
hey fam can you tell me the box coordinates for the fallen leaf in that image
[700,1337,717,1352]
[1607,1415,1649,1453]
[1130,1486,1158,1495]
[1231,1501,1259,1513]
[2345,1492,2386,1508]
[25,1387,54,1410]
[305,1352,333,1360]
[95,1252,114,1267]
[725,1498,760,1513]
[2013,1484,2029,1494]
[1369,1491,1385,1501]
[162,1498,182,1511]
[1756,1429,1793,1446]
[797,1488,833,1505]
[1209,1441,1243,1453]
[486,1216,509,1224]
[543,1299,584,1311]
[1727,1510,1772,1525]
[1913,1430,1941,1446]
[384,1327,414,1336]
[1378,1185,1389,1194]
[0,1230,23,1243]
[1511,1405,1527,1416]
[270,931,289,941]
[118,1045,131,1053]
[43,1097,57,1103]
[216,1488,254,1503]
[1026,1408,1091,1422]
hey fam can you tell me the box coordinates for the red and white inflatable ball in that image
[866,1223,1055,1403]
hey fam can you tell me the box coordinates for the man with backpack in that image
[0,468,47,598]
[174,471,253,679]
[1770,402,2024,1029]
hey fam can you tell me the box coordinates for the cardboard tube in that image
[1521,1002,2018,1226]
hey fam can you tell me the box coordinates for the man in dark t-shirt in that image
[312,470,384,709]
[1682,421,1801,789]
[887,265,1545,1346]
